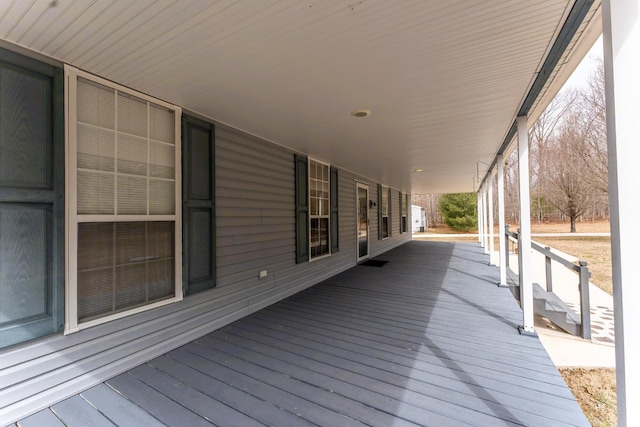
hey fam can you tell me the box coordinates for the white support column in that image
[517,116,535,335]
[476,188,482,244]
[603,1,640,424]
[497,154,508,287]
[488,174,495,264]
[483,187,489,254]
[478,186,486,248]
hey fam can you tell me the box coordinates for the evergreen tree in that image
[439,193,477,232]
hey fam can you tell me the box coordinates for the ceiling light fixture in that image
[351,109,371,118]
[414,169,424,172]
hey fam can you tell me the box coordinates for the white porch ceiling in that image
[0,0,601,194]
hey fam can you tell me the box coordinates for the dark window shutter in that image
[377,184,383,240]
[399,191,402,233]
[0,48,65,348]
[330,166,339,253]
[182,115,216,295]
[388,187,392,237]
[295,154,309,263]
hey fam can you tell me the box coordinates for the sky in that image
[561,34,603,92]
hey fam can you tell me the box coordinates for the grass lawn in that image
[418,220,616,426]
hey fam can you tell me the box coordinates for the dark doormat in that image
[359,260,388,267]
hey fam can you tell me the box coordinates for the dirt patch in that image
[560,368,617,427]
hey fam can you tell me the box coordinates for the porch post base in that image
[517,325,538,337]
[497,282,509,288]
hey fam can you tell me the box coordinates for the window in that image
[309,159,330,259]
[401,193,408,233]
[380,185,390,239]
[65,66,182,332]
[295,155,338,262]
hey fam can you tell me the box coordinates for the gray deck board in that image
[80,384,166,427]
[229,316,580,415]
[159,346,366,427]
[147,353,316,427]
[18,241,590,426]
[124,364,265,427]
[106,373,213,427]
[16,409,65,427]
[239,312,573,404]
[187,337,426,427]
[198,331,521,426]
[50,395,117,427]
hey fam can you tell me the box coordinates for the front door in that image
[356,183,369,260]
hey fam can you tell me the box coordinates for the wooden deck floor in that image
[17,241,589,426]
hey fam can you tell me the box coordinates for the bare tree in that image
[529,93,575,222]
[411,194,443,227]
[544,104,599,232]
[503,150,521,225]
[577,60,608,194]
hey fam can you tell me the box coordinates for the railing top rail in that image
[506,229,518,239]
[504,226,586,273]
[530,240,581,272]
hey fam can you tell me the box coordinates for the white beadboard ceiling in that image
[0,0,601,194]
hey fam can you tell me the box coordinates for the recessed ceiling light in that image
[414,169,424,172]
[351,109,371,118]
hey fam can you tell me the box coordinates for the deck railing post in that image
[578,261,591,340]
[516,228,522,302]
[504,224,510,269]
[545,247,553,293]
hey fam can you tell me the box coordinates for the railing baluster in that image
[578,261,591,340]
[516,228,522,302]
[545,246,553,293]
[505,224,510,268]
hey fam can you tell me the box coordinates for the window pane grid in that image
[77,222,175,322]
[309,159,330,259]
[310,218,329,258]
[76,77,175,218]
[70,69,180,329]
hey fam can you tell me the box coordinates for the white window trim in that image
[64,65,182,334]
[308,157,331,261]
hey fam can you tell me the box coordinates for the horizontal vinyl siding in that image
[0,124,410,426]
[215,127,295,288]
[338,169,357,258]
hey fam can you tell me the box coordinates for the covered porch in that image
[19,241,589,427]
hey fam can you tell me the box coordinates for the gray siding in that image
[0,123,410,425]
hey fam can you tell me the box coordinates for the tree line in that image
[413,60,608,232]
